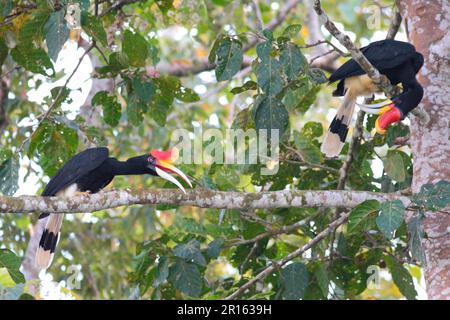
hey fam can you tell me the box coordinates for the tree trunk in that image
[400,0,450,300]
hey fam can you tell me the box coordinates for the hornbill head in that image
[357,99,402,135]
[147,148,192,193]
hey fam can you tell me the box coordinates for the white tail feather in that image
[321,89,357,158]
[35,214,63,269]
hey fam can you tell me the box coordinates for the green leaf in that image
[407,215,427,265]
[11,45,54,76]
[0,250,25,284]
[413,180,450,211]
[376,200,405,239]
[18,9,51,46]
[282,24,302,39]
[294,131,322,164]
[132,77,156,102]
[44,10,70,61]
[122,30,149,67]
[149,76,177,126]
[384,150,406,182]
[174,86,200,103]
[280,43,307,81]
[127,93,146,126]
[83,14,108,47]
[152,256,169,287]
[231,108,250,130]
[308,68,328,85]
[0,157,19,196]
[347,200,380,233]
[208,33,225,64]
[282,77,321,113]
[301,121,323,139]
[28,121,78,176]
[92,91,122,127]
[253,96,289,137]
[280,262,309,300]
[50,86,71,109]
[256,56,284,97]
[215,37,243,81]
[315,264,329,297]
[169,260,202,297]
[384,255,417,300]
[173,239,206,266]
[231,80,257,94]
[206,239,224,259]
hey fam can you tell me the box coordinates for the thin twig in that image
[251,0,264,31]
[225,211,350,300]
[19,44,95,153]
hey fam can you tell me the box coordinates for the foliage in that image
[0,0,443,300]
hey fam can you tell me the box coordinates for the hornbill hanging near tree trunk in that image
[35,147,192,269]
[321,39,424,158]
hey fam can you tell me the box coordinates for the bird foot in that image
[74,191,91,197]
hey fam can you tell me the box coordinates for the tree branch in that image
[160,0,303,77]
[225,210,350,300]
[312,0,429,123]
[0,188,412,214]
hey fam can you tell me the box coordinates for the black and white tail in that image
[35,214,63,269]
[321,89,357,158]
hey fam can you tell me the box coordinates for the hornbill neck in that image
[396,79,424,115]
[108,156,153,176]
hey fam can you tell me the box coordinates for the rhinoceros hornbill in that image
[36,147,192,269]
[321,39,424,158]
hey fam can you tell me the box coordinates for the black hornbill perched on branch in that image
[321,39,424,158]
[35,147,192,269]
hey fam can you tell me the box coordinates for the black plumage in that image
[321,40,424,158]
[36,147,191,269]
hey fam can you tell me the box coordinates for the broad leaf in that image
[215,37,243,81]
[92,91,122,127]
[280,262,309,300]
[413,180,450,211]
[0,157,19,196]
[347,200,380,233]
[44,10,70,61]
[294,131,322,164]
[11,45,54,76]
[384,150,406,182]
[122,30,149,67]
[407,215,427,265]
[256,56,284,97]
[206,239,224,259]
[169,260,203,297]
[384,255,417,300]
[231,80,257,94]
[376,200,405,239]
[253,96,289,137]
[0,249,25,284]
[173,239,206,266]
[83,14,108,46]
[280,42,307,81]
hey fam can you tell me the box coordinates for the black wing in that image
[41,147,109,196]
[329,40,417,83]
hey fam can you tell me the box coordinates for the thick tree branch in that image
[0,189,412,214]
[312,0,429,123]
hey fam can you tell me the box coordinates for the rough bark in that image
[0,189,412,213]
[400,0,450,300]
